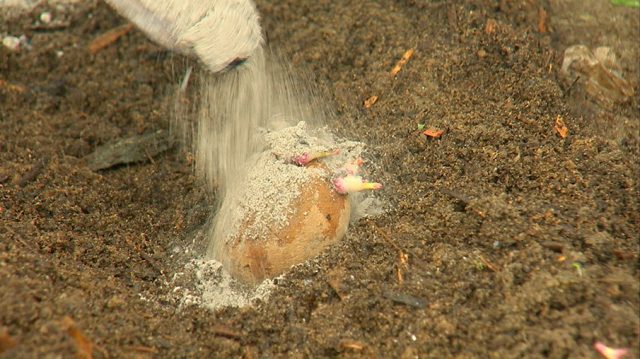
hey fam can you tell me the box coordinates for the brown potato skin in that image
[216,169,350,285]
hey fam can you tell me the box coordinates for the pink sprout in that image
[594,342,629,359]
[332,175,383,194]
[292,148,340,166]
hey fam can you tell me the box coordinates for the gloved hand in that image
[104,0,263,72]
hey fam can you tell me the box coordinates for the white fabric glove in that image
[104,0,263,72]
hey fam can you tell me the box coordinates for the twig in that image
[89,23,134,54]
[479,255,500,272]
[563,75,580,98]
[212,324,241,339]
[391,48,415,76]
[28,22,71,31]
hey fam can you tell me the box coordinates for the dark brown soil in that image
[1,0,638,358]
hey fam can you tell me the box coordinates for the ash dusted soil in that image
[1,0,638,358]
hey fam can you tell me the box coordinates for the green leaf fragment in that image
[611,0,640,8]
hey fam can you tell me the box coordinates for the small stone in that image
[2,36,20,51]
[40,12,52,24]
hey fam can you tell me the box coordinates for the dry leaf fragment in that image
[89,23,134,54]
[0,327,17,354]
[555,115,569,138]
[422,128,444,138]
[485,19,497,34]
[537,7,548,33]
[391,48,414,76]
[0,79,27,93]
[339,339,366,351]
[61,316,93,359]
[363,95,378,108]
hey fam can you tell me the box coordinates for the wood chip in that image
[555,115,569,138]
[391,48,414,76]
[363,95,378,109]
[61,317,93,359]
[89,23,134,54]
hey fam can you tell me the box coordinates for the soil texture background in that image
[1,0,638,358]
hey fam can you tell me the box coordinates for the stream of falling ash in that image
[175,46,331,252]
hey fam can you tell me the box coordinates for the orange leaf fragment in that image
[363,95,378,109]
[537,7,548,33]
[485,19,497,34]
[89,23,134,54]
[0,327,17,354]
[391,48,414,76]
[423,128,444,138]
[61,317,93,359]
[555,115,569,138]
[0,79,26,94]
